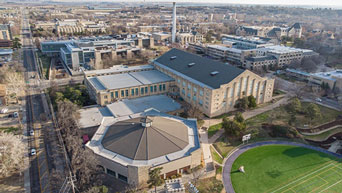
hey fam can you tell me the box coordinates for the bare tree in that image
[0,132,27,177]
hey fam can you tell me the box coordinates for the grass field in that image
[231,145,342,193]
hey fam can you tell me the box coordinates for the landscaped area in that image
[246,101,340,130]
[231,145,342,193]
[194,177,224,193]
[37,51,51,79]
[303,127,342,142]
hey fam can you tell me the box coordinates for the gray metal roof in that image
[101,116,189,160]
[154,48,245,89]
[89,70,173,91]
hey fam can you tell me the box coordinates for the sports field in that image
[231,145,342,193]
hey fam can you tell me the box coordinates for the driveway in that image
[222,141,342,193]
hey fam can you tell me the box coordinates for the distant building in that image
[40,38,141,71]
[0,48,13,62]
[309,70,342,92]
[236,23,302,39]
[0,24,12,40]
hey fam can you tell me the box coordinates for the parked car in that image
[30,149,36,156]
[29,130,34,136]
[0,108,8,114]
[13,112,18,118]
[315,98,322,102]
[8,114,13,118]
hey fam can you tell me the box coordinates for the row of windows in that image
[105,84,167,99]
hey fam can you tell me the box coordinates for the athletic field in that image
[231,145,342,193]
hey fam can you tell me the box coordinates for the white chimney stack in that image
[172,2,176,43]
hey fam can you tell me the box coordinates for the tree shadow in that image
[282,146,332,159]
[230,170,241,174]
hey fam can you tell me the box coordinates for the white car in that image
[30,149,36,156]
[315,98,322,102]
[13,112,18,118]
[0,108,8,114]
[29,130,34,136]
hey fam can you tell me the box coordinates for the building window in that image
[162,84,166,91]
[199,90,203,96]
[121,90,124,97]
[145,87,148,94]
[154,85,157,92]
[118,174,128,182]
[141,87,144,95]
[159,84,162,91]
[182,88,185,95]
[182,81,186,87]
[187,93,191,99]
[107,169,116,177]
[135,88,139,95]
[199,99,203,106]
[131,89,134,96]
[125,90,129,97]
[177,79,180,84]
[193,95,197,101]
[104,95,108,99]
[150,86,153,93]
[110,92,114,99]
[187,84,191,90]
[115,91,119,98]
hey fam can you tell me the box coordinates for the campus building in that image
[236,23,302,39]
[40,38,141,71]
[83,49,275,117]
[0,24,12,41]
[153,48,275,117]
[86,108,201,186]
[84,65,174,106]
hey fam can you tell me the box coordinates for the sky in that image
[133,0,342,7]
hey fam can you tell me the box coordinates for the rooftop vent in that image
[170,56,177,60]
[188,63,195,67]
[210,71,219,76]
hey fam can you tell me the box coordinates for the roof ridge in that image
[133,126,147,160]
[149,126,184,151]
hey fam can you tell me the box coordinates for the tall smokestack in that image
[172,2,176,43]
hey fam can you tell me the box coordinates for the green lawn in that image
[303,127,342,142]
[208,123,222,138]
[231,145,341,193]
[210,146,223,164]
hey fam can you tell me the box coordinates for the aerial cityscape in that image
[0,0,342,193]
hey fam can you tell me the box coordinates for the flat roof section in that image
[106,95,181,117]
[88,70,174,91]
[78,106,113,129]
[129,70,174,85]
[97,73,142,90]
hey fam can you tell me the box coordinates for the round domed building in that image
[87,109,202,186]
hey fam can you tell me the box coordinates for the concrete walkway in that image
[222,141,342,193]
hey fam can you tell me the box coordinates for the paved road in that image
[22,10,66,193]
[222,141,342,193]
